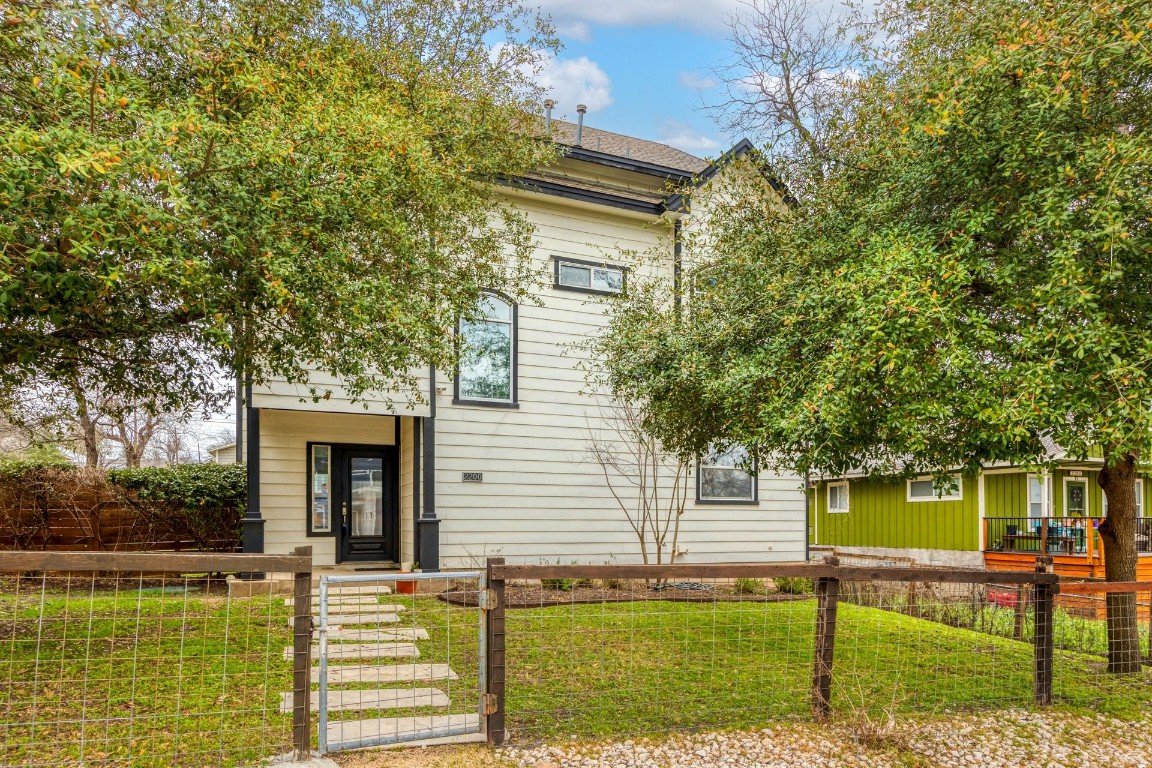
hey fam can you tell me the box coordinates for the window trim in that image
[552,256,628,296]
[827,481,850,514]
[1027,473,1051,518]
[453,290,519,409]
[695,448,759,505]
[906,474,963,503]
[306,442,335,537]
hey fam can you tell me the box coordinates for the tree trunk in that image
[1097,454,1142,674]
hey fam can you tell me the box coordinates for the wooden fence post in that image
[291,546,313,759]
[485,557,507,746]
[812,557,840,722]
[1033,559,1054,706]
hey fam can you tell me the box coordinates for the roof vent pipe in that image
[576,104,587,145]
[544,99,555,131]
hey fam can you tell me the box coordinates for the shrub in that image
[733,577,764,594]
[541,577,575,591]
[107,464,246,551]
[774,576,814,595]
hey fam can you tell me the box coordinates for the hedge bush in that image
[0,460,246,551]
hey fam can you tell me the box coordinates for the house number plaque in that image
[462,472,483,482]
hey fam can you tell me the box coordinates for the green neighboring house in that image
[809,454,1152,574]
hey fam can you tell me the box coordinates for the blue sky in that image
[529,0,747,158]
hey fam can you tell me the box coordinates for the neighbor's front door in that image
[1066,479,1088,518]
[335,446,398,563]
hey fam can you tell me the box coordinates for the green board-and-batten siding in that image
[811,475,980,551]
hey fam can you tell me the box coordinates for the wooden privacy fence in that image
[0,476,241,552]
[0,548,312,767]
[481,557,1067,745]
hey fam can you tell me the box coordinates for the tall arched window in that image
[455,293,517,406]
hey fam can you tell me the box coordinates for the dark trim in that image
[665,138,796,212]
[235,373,244,463]
[695,453,760,505]
[552,255,628,296]
[242,393,264,555]
[412,417,421,566]
[498,175,665,216]
[305,442,336,537]
[559,145,695,183]
[420,378,439,571]
[673,220,683,317]
[452,399,522,409]
[453,290,518,408]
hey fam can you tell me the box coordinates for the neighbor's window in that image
[457,293,515,404]
[310,444,332,534]
[554,257,625,294]
[1103,478,1143,517]
[1028,475,1047,518]
[827,481,849,514]
[698,446,756,502]
[907,475,963,502]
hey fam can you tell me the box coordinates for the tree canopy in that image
[598,0,1152,671]
[1,0,559,412]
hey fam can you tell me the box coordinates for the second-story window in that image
[456,292,516,405]
[554,256,626,295]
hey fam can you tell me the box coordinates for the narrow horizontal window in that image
[554,256,626,295]
[907,475,962,502]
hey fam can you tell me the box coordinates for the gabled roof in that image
[549,120,709,176]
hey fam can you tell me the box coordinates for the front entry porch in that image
[984,516,1152,579]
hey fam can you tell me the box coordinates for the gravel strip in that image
[497,710,1152,768]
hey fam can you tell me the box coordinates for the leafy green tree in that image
[1,0,558,413]
[601,0,1152,673]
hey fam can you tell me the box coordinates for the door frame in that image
[1062,476,1089,518]
[307,441,400,564]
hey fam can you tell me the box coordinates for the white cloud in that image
[678,71,718,91]
[556,20,593,43]
[658,121,722,155]
[536,54,614,112]
[534,0,743,31]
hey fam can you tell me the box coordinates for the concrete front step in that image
[286,642,420,661]
[287,612,401,628]
[315,612,404,626]
[287,595,385,607]
[325,628,430,642]
[278,687,449,714]
[311,584,393,595]
[314,663,458,685]
[326,714,481,746]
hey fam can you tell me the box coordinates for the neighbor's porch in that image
[983,516,1152,579]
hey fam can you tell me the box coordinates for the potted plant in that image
[397,562,419,595]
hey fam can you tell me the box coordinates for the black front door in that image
[335,446,398,563]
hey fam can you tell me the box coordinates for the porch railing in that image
[984,516,1152,556]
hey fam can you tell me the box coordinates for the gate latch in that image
[477,589,499,611]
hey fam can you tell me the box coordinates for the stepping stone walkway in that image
[279,581,474,750]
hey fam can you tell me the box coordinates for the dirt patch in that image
[439,583,812,609]
[335,744,500,768]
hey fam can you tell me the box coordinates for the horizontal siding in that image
[259,410,397,563]
[813,476,979,552]
[434,197,806,567]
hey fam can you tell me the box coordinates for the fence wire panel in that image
[0,572,294,768]
[318,573,484,753]
[506,579,818,742]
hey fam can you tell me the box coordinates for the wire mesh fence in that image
[0,550,311,768]
[481,560,1152,746]
[315,572,485,753]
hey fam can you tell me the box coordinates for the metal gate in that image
[316,571,487,753]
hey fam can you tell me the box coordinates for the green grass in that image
[2,587,1150,764]
[0,587,294,768]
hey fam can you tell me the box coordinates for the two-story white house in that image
[235,119,807,569]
